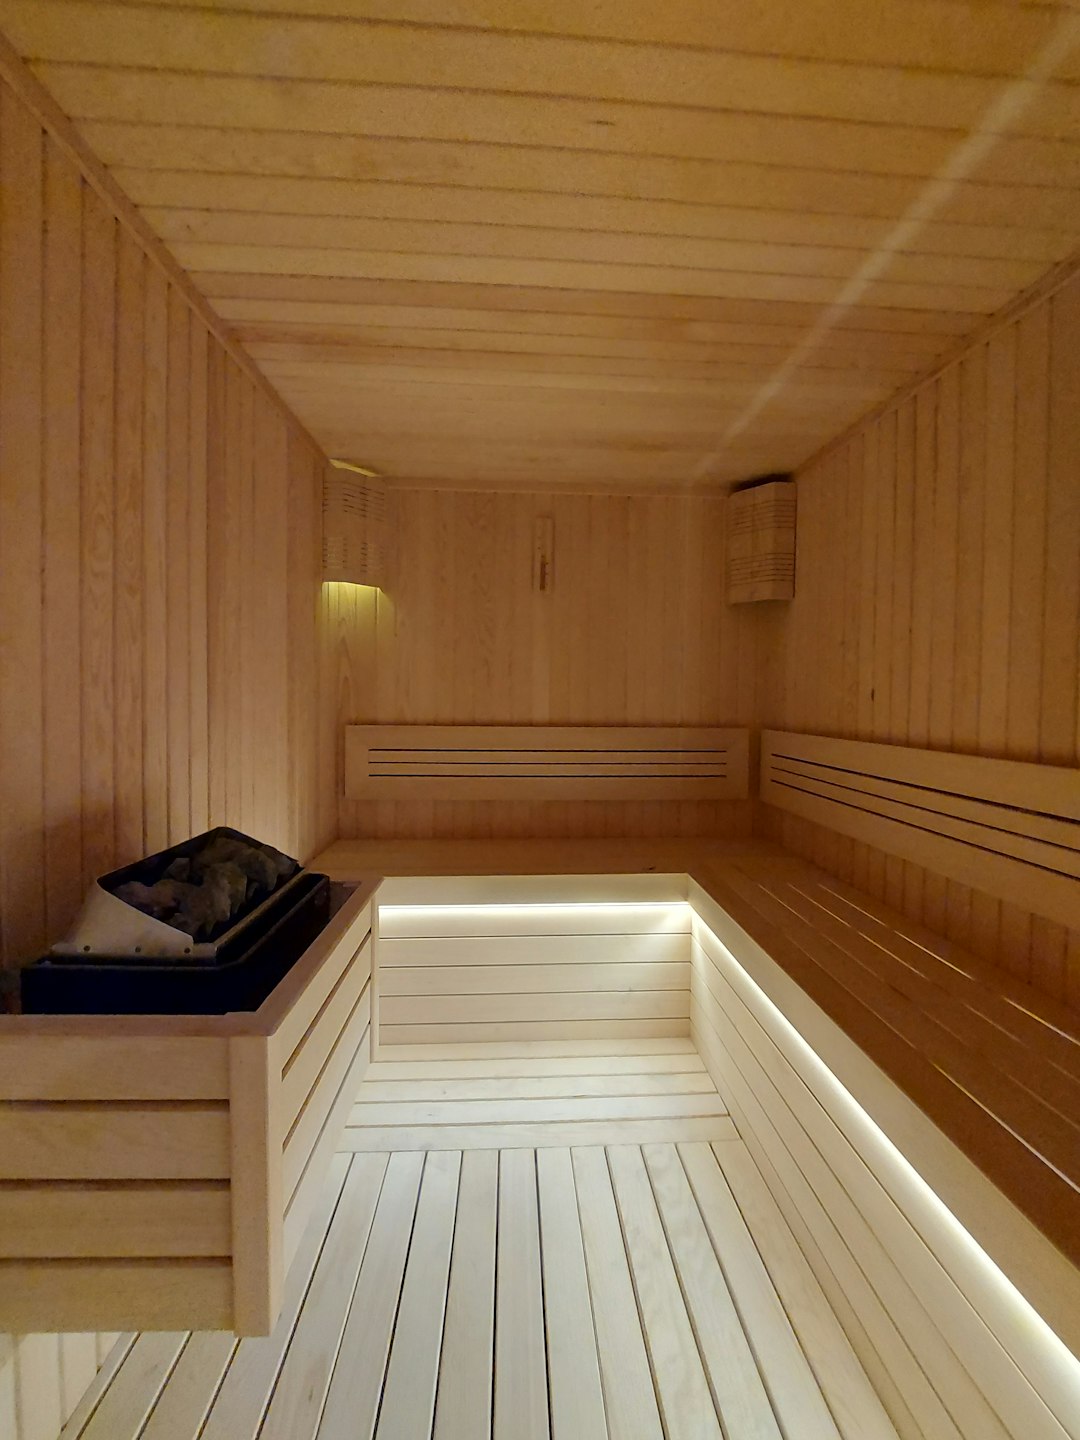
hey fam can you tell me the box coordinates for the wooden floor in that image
[63,1047,898,1440]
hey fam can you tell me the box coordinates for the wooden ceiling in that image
[5,0,1080,491]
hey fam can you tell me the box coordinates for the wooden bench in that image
[0,881,376,1337]
[313,836,1080,1440]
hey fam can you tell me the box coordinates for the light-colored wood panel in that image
[347,724,750,802]
[678,1141,850,1440]
[208,300,961,357]
[258,1154,387,1440]
[78,1333,189,1440]
[376,1149,461,1440]
[350,1092,726,1126]
[0,51,334,989]
[432,1150,497,1440]
[494,1150,548,1440]
[0,1262,232,1333]
[534,1147,608,1440]
[608,1142,723,1440]
[35,65,1080,188]
[200,1154,350,1440]
[364,1030,699,1057]
[0,1106,230,1181]
[260,884,373,1056]
[379,991,689,1025]
[691,923,1077,1440]
[282,1025,371,1266]
[73,0,1080,84]
[690,867,1080,1374]
[358,1073,713,1101]
[12,2,1080,138]
[41,138,84,947]
[0,82,46,968]
[280,951,371,1128]
[0,1185,230,1259]
[281,989,372,1198]
[342,1115,737,1151]
[148,208,1037,293]
[194,272,983,336]
[114,172,1079,266]
[379,961,689,996]
[110,122,1079,234]
[379,1019,692,1045]
[228,1036,283,1337]
[642,1142,783,1440]
[759,269,1080,1010]
[0,1035,230,1101]
[761,730,1080,929]
[139,1332,238,1440]
[315,1152,422,1440]
[378,932,690,968]
[367,1052,705,1078]
[172,243,1009,311]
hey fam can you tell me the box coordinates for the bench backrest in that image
[761,729,1080,930]
[345,724,751,803]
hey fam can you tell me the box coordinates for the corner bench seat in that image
[316,835,1080,1376]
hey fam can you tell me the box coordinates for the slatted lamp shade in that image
[322,463,391,587]
[726,478,797,604]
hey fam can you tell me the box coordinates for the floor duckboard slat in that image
[642,1142,783,1440]
[138,1333,238,1440]
[677,1140,845,1440]
[76,1049,900,1440]
[573,1145,666,1440]
[258,1153,388,1440]
[493,1150,549,1440]
[317,1151,424,1440]
[432,1150,498,1440]
[535,1148,608,1440]
[608,1143,724,1440]
[374,1150,461,1440]
[198,1153,351,1440]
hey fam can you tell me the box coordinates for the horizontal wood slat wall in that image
[0,63,334,1438]
[335,489,757,840]
[376,893,692,1047]
[756,267,1080,1010]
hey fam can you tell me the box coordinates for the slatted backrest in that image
[345,725,750,802]
[760,730,1080,930]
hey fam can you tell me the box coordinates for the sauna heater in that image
[21,826,331,1015]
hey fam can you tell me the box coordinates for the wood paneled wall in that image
[0,72,335,982]
[0,67,334,1437]
[756,268,1080,1008]
[1,1332,122,1440]
[333,489,757,839]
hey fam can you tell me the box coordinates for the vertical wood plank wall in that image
[333,488,758,840]
[756,270,1080,1010]
[0,73,333,1437]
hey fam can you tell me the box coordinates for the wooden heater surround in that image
[0,881,377,1337]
